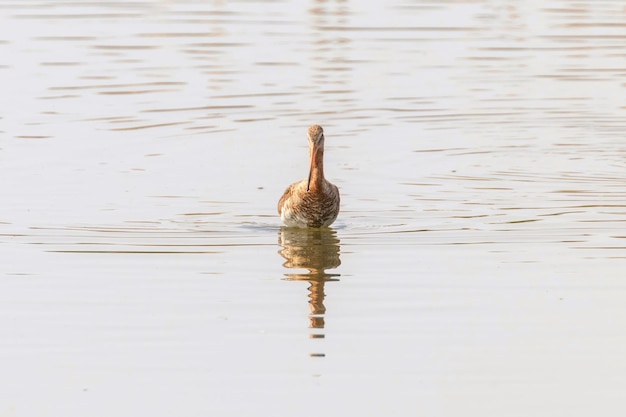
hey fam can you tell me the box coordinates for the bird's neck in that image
[309,147,325,191]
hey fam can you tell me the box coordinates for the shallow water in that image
[2,1,626,416]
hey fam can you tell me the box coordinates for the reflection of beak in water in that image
[278,227,341,340]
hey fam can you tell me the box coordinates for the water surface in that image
[1,1,626,416]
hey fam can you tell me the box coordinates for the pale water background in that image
[1,1,626,416]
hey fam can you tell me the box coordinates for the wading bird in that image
[278,125,340,228]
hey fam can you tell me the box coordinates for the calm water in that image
[1,1,626,416]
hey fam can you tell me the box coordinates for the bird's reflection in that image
[278,227,341,351]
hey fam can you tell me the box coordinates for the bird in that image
[278,125,340,228]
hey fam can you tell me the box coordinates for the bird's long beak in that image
[306,145,317,192]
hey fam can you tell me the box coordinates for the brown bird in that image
[278,125,340,228]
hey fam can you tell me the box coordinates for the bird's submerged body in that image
[278,125,340,228]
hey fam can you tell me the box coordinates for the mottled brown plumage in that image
[278,125,340,228]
